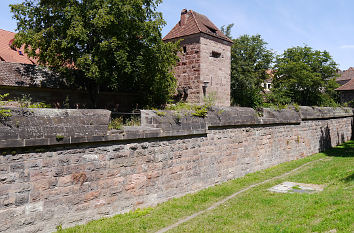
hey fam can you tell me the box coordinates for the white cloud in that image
[340,45,354,49]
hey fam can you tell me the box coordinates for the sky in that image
[1,0,353,70]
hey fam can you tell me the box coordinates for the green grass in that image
[59,141,354,233]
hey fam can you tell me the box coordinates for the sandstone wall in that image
[0,107,352,233]
[173,35,202,103]
[200,35,231,106]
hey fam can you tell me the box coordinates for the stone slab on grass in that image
[268,181,325,194]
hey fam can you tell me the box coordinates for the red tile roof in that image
[0,29,36,65]
[336,67,354,82]
[163,9,233,43]
[336,77,354,91]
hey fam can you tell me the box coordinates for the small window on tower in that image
[211,51,221,58]
[183,46,187,54]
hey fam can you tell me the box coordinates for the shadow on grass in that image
[341,173,354,183]
[322,140,354,158]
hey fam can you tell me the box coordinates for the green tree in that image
[272,46,339,106]
[230,34,274,108]
[10,0,179,107]
[221,23,234,40]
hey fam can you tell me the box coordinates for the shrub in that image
[0,93,12,120]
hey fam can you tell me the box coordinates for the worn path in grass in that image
[156,158,328,233]
[61,141,354,233]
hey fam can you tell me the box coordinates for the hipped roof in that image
[163,10,233,44]
[336,67,354,91]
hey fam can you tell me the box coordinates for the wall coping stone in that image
[299,106,353,120]
[0,107,352,150]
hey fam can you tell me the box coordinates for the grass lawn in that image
[60,141,354,233]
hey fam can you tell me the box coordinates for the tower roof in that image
[163,9,233,44]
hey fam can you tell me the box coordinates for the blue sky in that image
[1,0,353,70]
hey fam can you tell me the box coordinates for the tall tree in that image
[230,34,274,108]
[10,0,179,107]
[272,46,339,106]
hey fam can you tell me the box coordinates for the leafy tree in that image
[221,23,234,40]
[272,46,339,106]
[10,0,179,107]
[230,34,274,108]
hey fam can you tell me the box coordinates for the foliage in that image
[230,34,274,108]
[11,0,179,107]
[14,94,32,108]
[203,92,217,109]
[292,103,300,112]
[124,116,141,127]
[191,106,208,117]
[108,115,140,130]
[164,93,216,118]
[342,100,354,108]
[29,102,52,108]
[154,110,166,117]
[220,23,234,39]
[165,102,195,111]
[14,94,52,108]
[56,224,63,232]
[272,46,340,106]
[108,117,123,130]
[0,108,11,119]
[55,135,64,141]
[0,93,12,119]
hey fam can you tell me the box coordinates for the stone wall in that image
[200,35,231,106]
[0,108,110,147]
[0,107,353,233]
[173,35,202,103]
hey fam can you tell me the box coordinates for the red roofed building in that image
[163,9,232,106]
[0,29,36,64]
[336,67,354,103]
[336,67,354,86]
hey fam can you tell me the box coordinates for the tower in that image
[163,9,233,106]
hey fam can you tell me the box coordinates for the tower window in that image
[183,46,187,54]
[211,51,221,58]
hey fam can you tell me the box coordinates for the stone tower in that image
[163,9,233,106]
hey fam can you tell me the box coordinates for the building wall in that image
[200,35,231,106]
[339,90,354,103]
[0,107,352,233]
[170,34,231,106]
[0,86,138,112]
[172,35,201,103]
